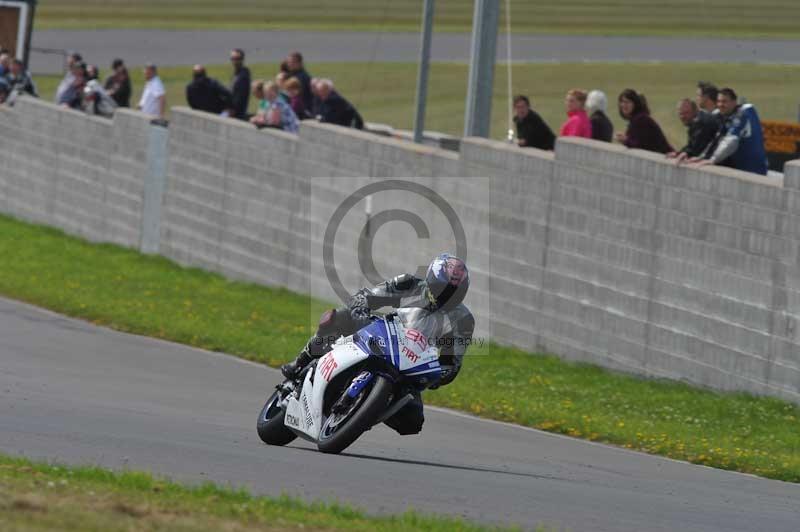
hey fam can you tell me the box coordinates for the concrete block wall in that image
[1,102,798,402]
[0,97,155,249]
[159,108,310,295]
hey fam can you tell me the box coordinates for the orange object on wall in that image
[762,121,800,154]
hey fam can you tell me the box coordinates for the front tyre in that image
[317,375,393,454]
[257,389,297,446]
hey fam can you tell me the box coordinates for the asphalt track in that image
[29,30,800,73]
[1,296,799,531]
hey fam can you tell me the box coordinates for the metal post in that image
[463,0,500,138]
[413,0,435,145]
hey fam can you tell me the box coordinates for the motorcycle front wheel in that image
[317,375,393,454]
[257,388,297,446]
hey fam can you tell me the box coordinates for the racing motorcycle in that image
[257,314,442,454]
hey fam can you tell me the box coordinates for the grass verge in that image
[0,453,518,531]
[34,0,800,39]
[32,62,800,148]
[1,214,799,482]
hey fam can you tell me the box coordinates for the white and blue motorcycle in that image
[257,314,442,454]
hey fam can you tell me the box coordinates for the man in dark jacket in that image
[229,48,250,120]
[186,65,233,115]
[668,98,719,160]
[512,95,555,150]
[317,79,363,129]
[287,51,313,113]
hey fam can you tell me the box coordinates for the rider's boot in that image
[280,344,314,380]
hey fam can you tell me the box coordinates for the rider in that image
[281,253,475,435]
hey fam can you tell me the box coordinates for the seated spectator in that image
[57,62,87,110]
[186,64,233,115]
[559,89,592,138]
[251,81,299,134]
[82,79,117,118]
[690,88,768,175]
[138,62,166,119]
[316,79,363,129]
[7,58,38,98]
[586,90,613,142]
[696,81,718,114]
[55,52,82,104]
[512,94,555,150]
[284,77,308,119]
[104,58,132,108]
[229,48,251,120]
[287,51,313,113]
[615,88,673,154]
[667,98,719,160]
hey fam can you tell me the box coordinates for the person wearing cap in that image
[104,58,131,108]
[138,63,166,119]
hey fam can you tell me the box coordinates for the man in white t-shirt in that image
[138,63,166,118]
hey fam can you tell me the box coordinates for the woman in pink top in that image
[559,89,592,138]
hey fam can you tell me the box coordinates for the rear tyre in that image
[317,375,393,454]
[257,389,297,446]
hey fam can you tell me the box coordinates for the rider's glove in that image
[430,366,455,389]
[348,289,371,321]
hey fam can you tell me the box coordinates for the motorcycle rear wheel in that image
[317,375,392,454]
[257,389,297,446]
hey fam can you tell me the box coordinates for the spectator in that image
[287,51,313,113]
[615,88,673,154]
[586,90,613,142]
[696,81,718,114]
[86,64,99,81]
[0,77,10,104]
[667,98,719,160]
[316,79,363,129]
[55,51,82,103]
[250,80,268,119]
[284,76,308,119]
[691,88,768,175]
[104,58,132,108]
[512,94,555,150]
[229,48,250,120]
[310,77,322,116]
[82,79,117,118]
[559,89,592,138]
[251,81,299,133]
[186,64,233,115]
[0,53,9,77]
[8,58,38,98]
[138,63,166,119]
[57,61,87,109]
[275,71,291,104]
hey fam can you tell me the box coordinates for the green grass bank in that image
[0,453,524,531]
